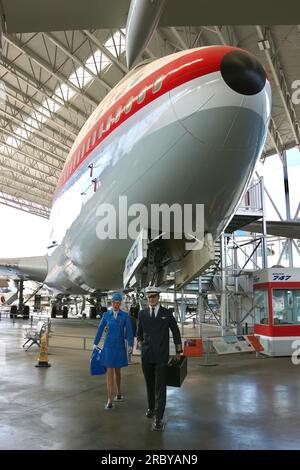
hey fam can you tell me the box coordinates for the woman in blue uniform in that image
[93,292,133,409]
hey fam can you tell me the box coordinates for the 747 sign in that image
[272,275,291,281]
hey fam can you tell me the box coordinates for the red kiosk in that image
[254,268,300,356]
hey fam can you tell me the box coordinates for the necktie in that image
[151,307,155,319]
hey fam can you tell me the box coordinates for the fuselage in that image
[45,46,271,294]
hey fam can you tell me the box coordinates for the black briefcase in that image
[166,356,187,387]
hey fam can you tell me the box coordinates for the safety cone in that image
[35,332,51,368]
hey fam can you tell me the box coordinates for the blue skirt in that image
[102,345,128,368]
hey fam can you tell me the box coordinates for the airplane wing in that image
[0,256,48,282]
[1,0,298,34]
[242,221,300,239]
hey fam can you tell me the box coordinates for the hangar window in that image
[91,130,97,146]
[138,87,147,103]
[98,123,104,139]
[115,106,122,123]
[272,289,300,325]
[254,289,269,325]
[152,75,163,94]
[125,97,133,114]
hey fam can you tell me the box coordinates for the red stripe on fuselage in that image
[54,46,242,200]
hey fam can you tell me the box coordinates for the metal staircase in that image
[177,178,265,328]
[5,290,18,305]
[181,239,221,293]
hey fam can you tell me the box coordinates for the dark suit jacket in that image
[137,305,182,364]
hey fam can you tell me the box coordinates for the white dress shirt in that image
[150,303,160,318]
[112,309,119,319]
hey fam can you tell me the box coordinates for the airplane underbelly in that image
[46,72,270,293]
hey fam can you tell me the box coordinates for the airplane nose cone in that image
[221,50,266,95]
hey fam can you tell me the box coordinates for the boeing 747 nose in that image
[220,49,266,96]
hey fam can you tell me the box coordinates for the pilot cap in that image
[111,292,122,301]
[145,286,161,295]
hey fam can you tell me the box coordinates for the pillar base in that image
[35,362,51,368]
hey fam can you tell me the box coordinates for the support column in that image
[18,279,24,313]
[233,235,240,331]
[253,233,258,270]
[197,277,203,338]
[174,290,178,321]
[260,176,268,269]
[180,288,185,337]
[282,151,293,267]
[220,233,227,336]
[75,298,79,315]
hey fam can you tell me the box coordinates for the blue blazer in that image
[137,305,182,364]
[94,309,133,368]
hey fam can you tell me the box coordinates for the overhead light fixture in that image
[258,40,270,51]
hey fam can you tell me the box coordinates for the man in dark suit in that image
[137,286,182,431]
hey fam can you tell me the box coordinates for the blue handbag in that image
[90,347,107,376]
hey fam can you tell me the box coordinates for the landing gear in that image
[87,294,108,319]
[23,305,30,319]
[62,306,68,319]
[124,233,182,293]
[89,306,97,319]
[51,305,57,318]
[50,297,69,319]
[9,280,31,319]
[9,303,30,319]
[10,305,17,318]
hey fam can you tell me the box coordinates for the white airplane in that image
[0,45,271,296]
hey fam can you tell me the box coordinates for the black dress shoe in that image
[145,409,154,418]
[152,419,164,431]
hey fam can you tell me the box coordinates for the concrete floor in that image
[1,317,300,450]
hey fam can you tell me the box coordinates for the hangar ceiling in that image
[0,25,299,218]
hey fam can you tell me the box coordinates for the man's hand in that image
[175,353,181,361]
